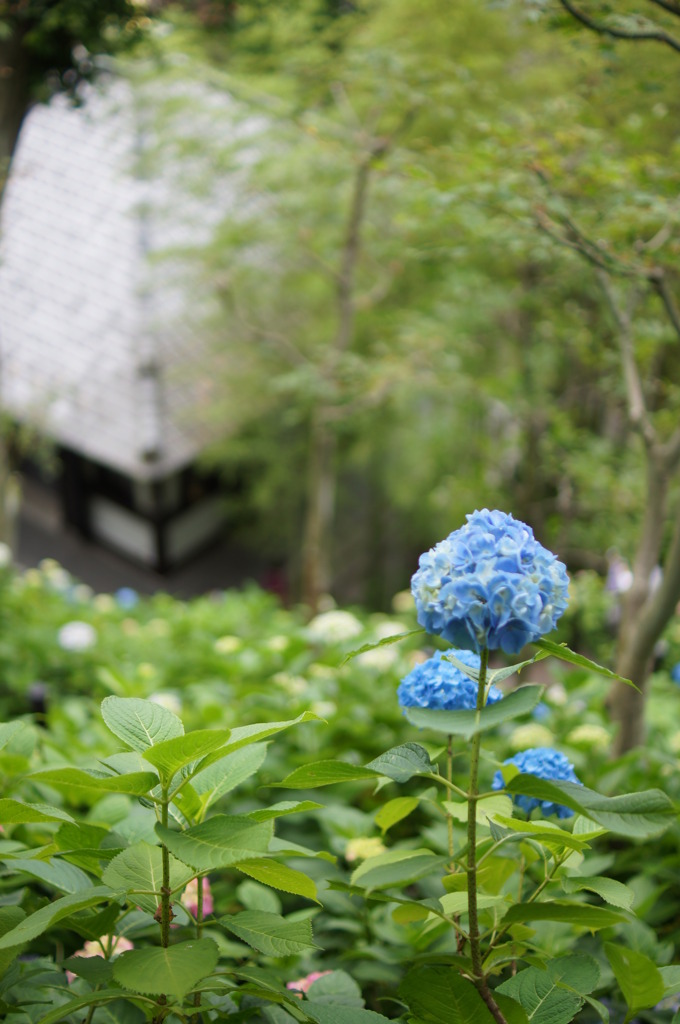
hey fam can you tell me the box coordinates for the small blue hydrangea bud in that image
[397,650,503,712]
[491,746,582,819]
[670,663,680,685]
[411,509,570,655]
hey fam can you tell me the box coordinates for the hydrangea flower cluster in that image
[397,650,503,712]
[491,746,582,819]
[411,509,570,655]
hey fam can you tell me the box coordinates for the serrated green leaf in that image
[445,796,513,826]
[498,965,584,1024]
[562,875,635,910]
[502,900,626,929]
[30,768,159,797]
[113,939,218,999]
[0,798,75,824]
[605,943,665,1022]
[0,722,32,754]
[399,965,496,1023]
[339,628,424,665]
[202,712,319,764]
[221,910,318,956]
[660,965,680,998]
[248,800,323,822]
[306,970,364,1006]
[28,989,152,1024]
[191,742,268,812]
[0,906,26,976]
[403,686,542,738]
[3,857,93,894]
[365,743,434,782]
[0,887,120,949]
[156,815,273,871]
[489,815,589,851]
[303,1008,393,1024]
[504,777,673,837]
[277,761,379,788]
[142,729,231,786]
[101,696,184,752]
[531,639,636,687]
[439,892,506,915]
[102,842,195,913]
[350,848,444,890]
[375,796,420,833]
[235,858,319,903]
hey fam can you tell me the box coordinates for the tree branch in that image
[557,0,680,52]
[646,0,680,18]
[649,269,680,340]
[595,270,657,450]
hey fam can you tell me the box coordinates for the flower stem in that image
[467,648,508,1024]
[446,733,455,871]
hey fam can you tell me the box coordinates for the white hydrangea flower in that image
[566,724,610,749]
[307,610,363,643]
[214,635,241,654]
[0,542,11,568]
[265,635,290,652]
[58,621,97,652]
[149,691,182,715]
[509,723,555,751]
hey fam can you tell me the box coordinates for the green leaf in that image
[493,994,531,1024]
[0,722,32,754]
[660,965,680,998]
[28,990,152,1024]
[305,970,364,1006]
[113,939,219,999]
[0,887,119,949]
[365,743,434,782]
[142,729,231,786]
[0,798,75,824]
[221,910,318,956]
[0,906,26,976]
[203,712,319,762]
[303,1008,393,1024]
[504,777,674,837]
[498,964,584,1024]
[403,686,543,739]
[446,796,513,827]
[399,965,496,1023]
[350,848,444,890]
[101,696,184,752]
[439,892,506,915]
[375,796,420,833]
[102,842,195,914]
[562,875,635,910]
[488,814,590,852]
[155,815,273,871]
[339,628,425,665]
[531,639,636,688]
[235,858,319,903]
[605,943,665,1022]
[3,857,93,894]
[248,800,323,822]
[30,768,159,797]
[191,742,268,810]
[277,761,380,788]
[502,901,626,929]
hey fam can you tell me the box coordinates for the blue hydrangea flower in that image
[670,663,680,685]
[491,746,582,819]
[115,587,139,610]
[397,650,503,712]
[411,509,569,655]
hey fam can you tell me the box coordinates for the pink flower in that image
[287,970,333,998]
[66,935,133,983]
[182,877,213,918]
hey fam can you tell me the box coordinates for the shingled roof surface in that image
[0,74,224,480]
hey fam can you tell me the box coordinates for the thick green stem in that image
[160,795,171,949]
[190,879,204,1022]
[467,648,508,1024]
[446,734,455,870]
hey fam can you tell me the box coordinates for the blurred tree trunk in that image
[0,27,31,181]
[300,410,336,612]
